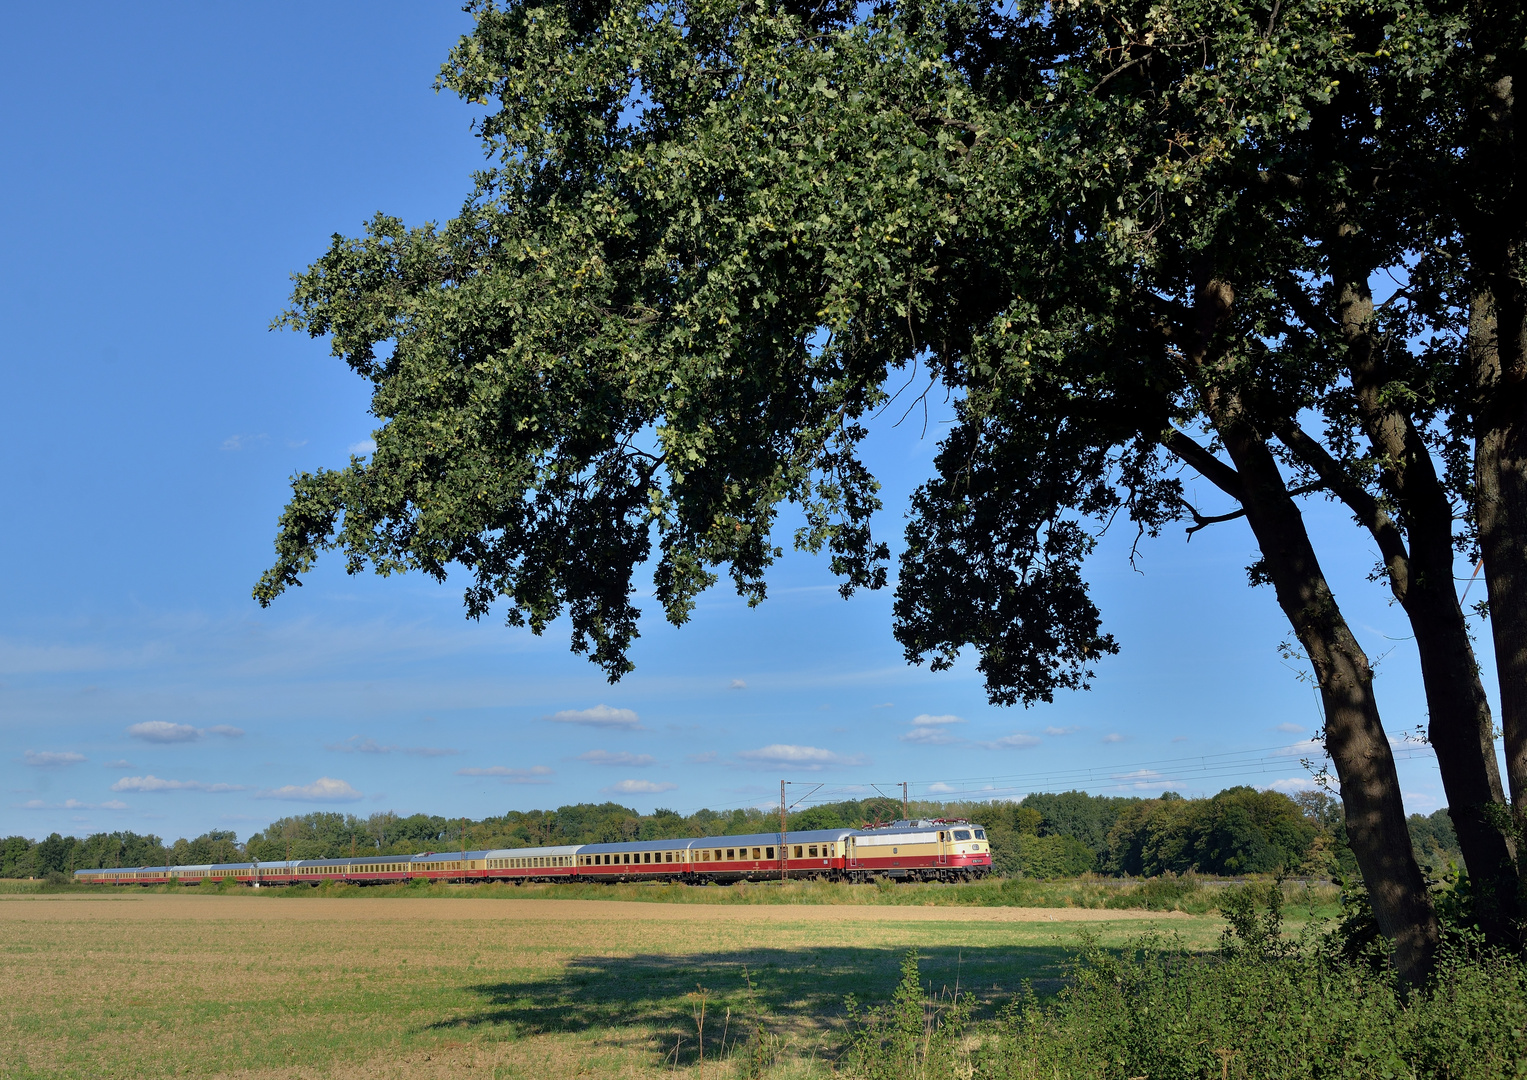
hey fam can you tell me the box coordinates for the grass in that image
[0,890,1227,1078]
[0,873,1343,918]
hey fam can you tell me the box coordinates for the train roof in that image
[691,828,854,848]
[853,819,974,837]
[578,837,698,854]
[411,850,494,863]
[341,855,413,862]
[482,845,582,858]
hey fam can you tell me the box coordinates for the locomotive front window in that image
[974,829,986,840]
[953,830,973,841]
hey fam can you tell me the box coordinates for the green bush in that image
[970,937,1527,1079]
[846,890,1527,1079]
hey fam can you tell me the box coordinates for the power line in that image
[646,740,1438,817]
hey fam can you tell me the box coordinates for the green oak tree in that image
[259,0,1524,980]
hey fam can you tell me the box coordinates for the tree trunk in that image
[1218,418,1438,984]
[1179,277,1439,985]
[1473,291,1527,831]
[1332,273,1519,938]
[1462,46,1527,851]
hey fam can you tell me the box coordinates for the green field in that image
[0,889,1245,1079]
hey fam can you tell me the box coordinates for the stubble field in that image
[0,890,1223,1079]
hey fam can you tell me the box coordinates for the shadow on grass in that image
[431,943,1075,1051]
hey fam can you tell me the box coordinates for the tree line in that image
[2,786,1461,881]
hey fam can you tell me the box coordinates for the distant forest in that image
[2,786,1463,882]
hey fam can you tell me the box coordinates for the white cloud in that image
[125,721,243,743]
[22,798,129,811]
[734,744,867,770]
[24,751,85,767]
[1274,722,1306,734]
[1110,769,1165,790]
[111,775,246,793]
[1044,726,1079,736]
[980,733,1041,750]
[926,782,957,794]
[729,679,747,690]
[455,765,554,784]
[910,713,963,726]
[127,721,201,743]
[546,704,643,730]
[901,727,963,746]
[256,777,363,802]
[1101,733,1126,744]
[1266,777,1319,793]
[603,779,678,794]
[325,736,457,757]
[1276,738,1325,758]
[105,759,133,769]
[348,438,377,455]
[221,433,267,452]
[577,750,656,767]
[327,737,392,753]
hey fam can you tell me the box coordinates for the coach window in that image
[714,850,723,860]
[766,847,775,859]
[793,846,803,858]
[724,849,733,859]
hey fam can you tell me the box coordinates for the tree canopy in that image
[260,0,1526,980]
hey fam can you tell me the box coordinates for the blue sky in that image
[1,4,1464,845]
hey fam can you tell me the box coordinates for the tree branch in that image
[1179,480,1325,536]
[1162,427,1244,499]
[1275,424,1412,590]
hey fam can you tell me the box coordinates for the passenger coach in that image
[73,819,991,887]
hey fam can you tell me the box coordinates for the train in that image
[72,819,992,887]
